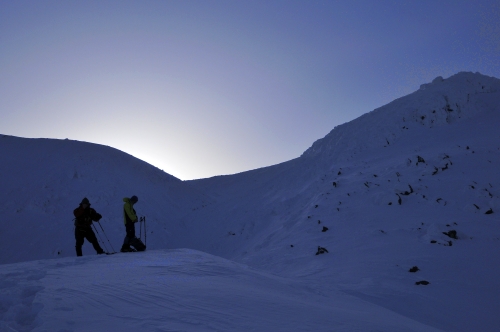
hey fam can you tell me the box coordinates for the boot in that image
[120,245,136,252]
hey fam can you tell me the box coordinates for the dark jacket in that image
[74,204,102,228]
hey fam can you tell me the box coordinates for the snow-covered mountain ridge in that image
[183,72,500,330]
[1,71,499,331]
[302,72,500,161]
[185,72,500,264]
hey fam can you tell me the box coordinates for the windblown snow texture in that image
[0,72,499,331]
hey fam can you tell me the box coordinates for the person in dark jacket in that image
[121,195,143,252]
[73,197,105,256]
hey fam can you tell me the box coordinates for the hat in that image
[81,197,90,205]
[130,195,138,203]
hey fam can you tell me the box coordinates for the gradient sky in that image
[1,0,499,180]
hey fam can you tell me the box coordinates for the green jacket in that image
[123,197,138,224]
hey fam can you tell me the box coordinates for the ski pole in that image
[139,216,146,244]
[92,223,109,253]
[97,221,116,253]
[139,216,142,240]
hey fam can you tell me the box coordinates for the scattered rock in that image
[322,226,329,232]
[443,230,458,239]
[485,208,494,215]
[315,246,329,255]
[401,184,414,196]
[415,280,430,285]
[430,240,437,244]
[409,266,420,273]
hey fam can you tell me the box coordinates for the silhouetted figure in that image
[73,197,104,256]
[121,196,146,252]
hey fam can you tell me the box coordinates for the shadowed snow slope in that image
[0,137,213,263]
[185,72,500,331]
[1,72,499,331]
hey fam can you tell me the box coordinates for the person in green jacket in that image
[121,196,139,252]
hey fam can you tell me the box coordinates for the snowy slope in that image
[186,72,500,261]
[184,72,500,330]
[0,72,499,331]
[0,138,213,263]
[0,249,443,332]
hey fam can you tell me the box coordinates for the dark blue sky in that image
[1,0,499,179]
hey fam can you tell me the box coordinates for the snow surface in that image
[1,72,499,331]
[0,250,442,332]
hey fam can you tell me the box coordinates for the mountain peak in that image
[301,72,500,161]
